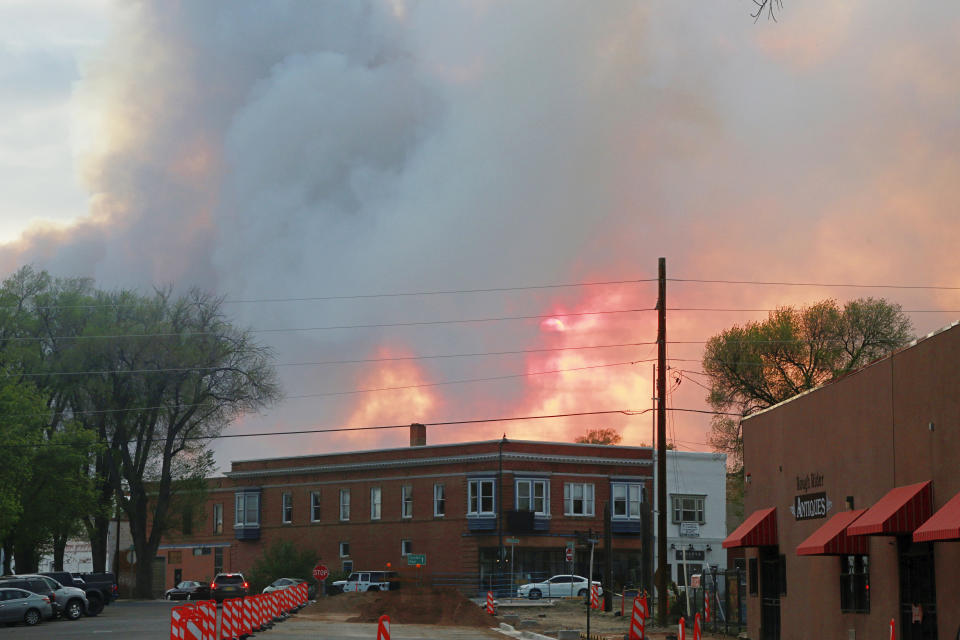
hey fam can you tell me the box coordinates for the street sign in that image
[565,544,574,562]
[407,553,426,566]
[313,564,329,580]
[506,537,520,544]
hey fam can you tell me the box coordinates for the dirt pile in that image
[302,588,494,627]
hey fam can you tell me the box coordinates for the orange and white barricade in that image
[628,595,646,640]
[486,591,495,615]
[237,598,252,639]
[171,604,189,640]
[590,584,600,609]
[271,591,281,621]
[195,600,215,640]
[678,616,686,640]
[693,613,701,640]
[377,614,390,640]
[890,618,895,640]
[284,587,293,613]
[705,593,710,622]
[174,605,204,640]
[219,598,238,640]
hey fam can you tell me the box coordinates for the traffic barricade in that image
[239,596,252,638]
[486,591,494,615]
[219,598,239,640]
[196,600,216,640]
[590,584,600,609]
[377,614,390,640]
[628,595,646,640]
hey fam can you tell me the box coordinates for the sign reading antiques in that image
[790,491,833,521]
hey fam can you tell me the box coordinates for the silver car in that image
[16,574,88,620]
[517,574,603,600]
[0,587,54,626]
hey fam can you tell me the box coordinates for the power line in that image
[15,341,657,378]
[669,278,960,291]
[0,307,656,342]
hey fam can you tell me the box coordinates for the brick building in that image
[724,321,960,640]
[156,427,653,596]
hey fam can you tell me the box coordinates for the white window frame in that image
[281,492,293,524]
[612,482,643,520]
[339,488,351,521]
[370,486,381,520]
[433,483,445,517]
[213,503,223,534]
[339,542,350,557]
[672,494,706,524]
[310,491,322,523]
[401,485,413,519]
[563,482,595,516]
[468,478,495,516]
[234,492,260,527]
[515,478,550,516]
[401,539,412,556]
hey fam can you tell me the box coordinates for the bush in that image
[246,540,319,595]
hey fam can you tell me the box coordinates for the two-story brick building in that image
[156,427,653,595]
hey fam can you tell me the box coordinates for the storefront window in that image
[840,555,870,613]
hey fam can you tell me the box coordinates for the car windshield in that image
[346,574,359,582]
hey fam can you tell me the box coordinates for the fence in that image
[672,568,747,636]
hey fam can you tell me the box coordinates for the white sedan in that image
[517,575,603,600]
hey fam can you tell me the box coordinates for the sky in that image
[1,0,958,475]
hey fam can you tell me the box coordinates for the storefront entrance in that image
[898,538,937,640]
[759,547,781,640]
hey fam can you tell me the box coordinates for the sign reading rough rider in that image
[791,491,832,520]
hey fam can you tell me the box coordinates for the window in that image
[840,555,870,612]
[468,479,495,516]
[282,492,293,524]
[401,485,413,519]
[214,548,223,575]
[193,547,211,556]
[310,491,322,522]
[672,495,705,524]
[516,479,550,515]
[340,489,350,521]
[401,539,412,556]
[434,483,445,517]
[748,558,758,596]
[340,542,350,557]
[564,483,595,516]
[370,487,381,520]
[612,482,643,519]
[169,551,182,564]
[342,560,353,574]
[235,491,260,527]
[213,503,223,534]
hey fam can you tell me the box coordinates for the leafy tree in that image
[246,540,319,595]
[0,379,48,545]
[575,428,622,445]
[703,297,913,471]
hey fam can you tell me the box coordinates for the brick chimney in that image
[410,423,426,447]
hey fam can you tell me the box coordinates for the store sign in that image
[675,549,705,561]
[679,522,700,537]
[791,491,832,521]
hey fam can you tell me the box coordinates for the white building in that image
[654,450,728,587]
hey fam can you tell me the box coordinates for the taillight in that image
[112,584,119,596]
[42,596,50,603]
[210,582,217,590]
[242,582,249,590]
[49,593,55,602]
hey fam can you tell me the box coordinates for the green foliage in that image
[703,297,912,470]
[0,379,48,540]
[246,540,319,594]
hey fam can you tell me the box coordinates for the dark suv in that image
[210,573,248,602]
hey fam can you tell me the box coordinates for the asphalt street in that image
[1,600,502,640]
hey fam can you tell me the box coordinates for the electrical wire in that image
[669,278,960,291]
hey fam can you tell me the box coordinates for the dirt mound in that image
[341,588,494,627]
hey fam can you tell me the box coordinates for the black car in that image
[210,573,247,602]
[165,580,211,601]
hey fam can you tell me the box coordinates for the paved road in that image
[2,600,502,640]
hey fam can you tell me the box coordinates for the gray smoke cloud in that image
[2,1,959,471]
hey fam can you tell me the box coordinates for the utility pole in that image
[656,257,668,625]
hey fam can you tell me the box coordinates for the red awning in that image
[847,481,932,536]
[913,490,960,542]
[796,509,869,556]
[723,507,777,548]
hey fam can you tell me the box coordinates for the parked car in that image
[40,571,104,616]
[71,572,118,613]
[332,571,399,593]
[517,575,603,600]
[210,573,248,602]
[0,587,54,626]
[165,580,211,601]
[0,576,61,618]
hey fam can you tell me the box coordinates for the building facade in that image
[155,430,654,596]
[725,321,960,640]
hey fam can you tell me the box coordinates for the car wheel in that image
[65,599,84,621]
[529,589,542,600]
[578,589,588,597]
[24,609,41,626]
[86,593,104,616]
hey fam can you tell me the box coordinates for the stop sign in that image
[565,546,574,562]
[313,564,329,580]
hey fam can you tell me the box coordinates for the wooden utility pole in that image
[656,257,668,624]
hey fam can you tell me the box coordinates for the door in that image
[899,538,937,640]
[759,548,781,640]
[0,590,26,622]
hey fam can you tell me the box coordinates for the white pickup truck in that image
[332,571,399,593]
